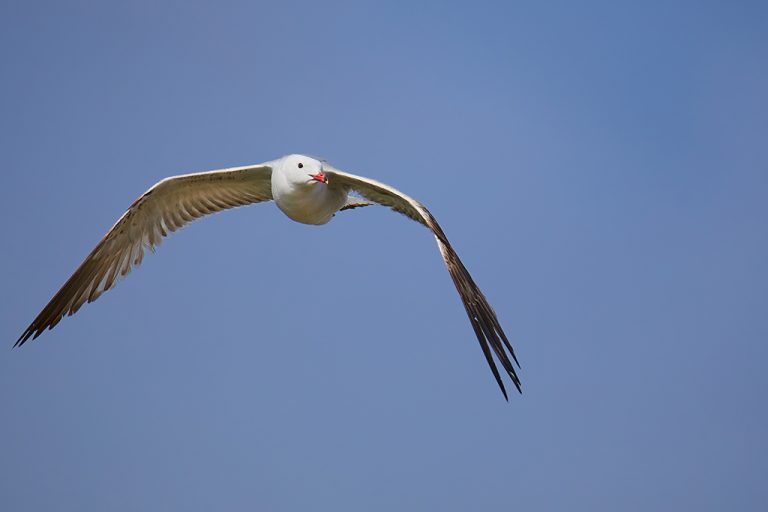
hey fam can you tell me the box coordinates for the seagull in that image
[16,154,522,399]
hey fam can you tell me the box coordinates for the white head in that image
[279,154,328,185]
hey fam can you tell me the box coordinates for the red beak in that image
[309,171,328,184]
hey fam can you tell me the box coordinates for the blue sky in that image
[1,1,767,510]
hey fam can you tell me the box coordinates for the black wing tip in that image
[14,333,30,348]
[500,334,522,370]
[476,320,523,401]
[14,324,45,348]
[494,369,522,400]
[510,372,523,395]
[429,233,522,402]
[498,365,522,399]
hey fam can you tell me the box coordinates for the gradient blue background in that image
[2,1,767,510]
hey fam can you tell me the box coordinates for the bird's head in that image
[281,154,328,185]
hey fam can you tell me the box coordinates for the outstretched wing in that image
[16,163,274,346]
[325,167,521,399]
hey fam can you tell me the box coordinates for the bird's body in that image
[271,156,347,225]
[17,154,522,399]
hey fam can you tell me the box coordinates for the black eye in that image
[298,162,303,169]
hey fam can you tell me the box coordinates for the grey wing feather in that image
[16,163,274,346]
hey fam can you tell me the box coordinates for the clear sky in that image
[1,1,766,510]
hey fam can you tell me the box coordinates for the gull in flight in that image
[16,155,521,399]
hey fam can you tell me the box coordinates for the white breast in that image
[271,169,347,225]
